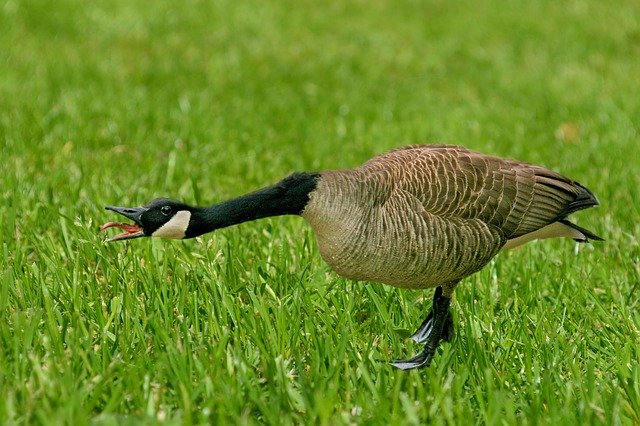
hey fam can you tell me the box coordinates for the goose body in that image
[302,144,599,292]
[102,144,602,369]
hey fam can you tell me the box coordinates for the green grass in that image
[1,0,639,423]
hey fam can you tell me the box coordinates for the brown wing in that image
[360,144,598,239]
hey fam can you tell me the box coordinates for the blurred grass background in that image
[1,0,639,424]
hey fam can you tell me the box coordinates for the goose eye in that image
[160,206,172,216]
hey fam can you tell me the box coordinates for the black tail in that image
[555,182,602,242]
[563,183,599,216]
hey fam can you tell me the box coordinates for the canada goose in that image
[101,144,602,370]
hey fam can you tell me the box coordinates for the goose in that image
[100,144,602,370]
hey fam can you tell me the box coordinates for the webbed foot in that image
[391,286,453,370]
[390,346,436,370]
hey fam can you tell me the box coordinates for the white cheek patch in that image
[151,210,191,239]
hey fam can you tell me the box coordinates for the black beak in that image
[100,206,146,241]
[104,205,145,223]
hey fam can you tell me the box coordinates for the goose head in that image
[101,198,193,241]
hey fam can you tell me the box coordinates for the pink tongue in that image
[99,222,142,233]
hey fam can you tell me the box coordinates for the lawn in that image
[1,0,639,424]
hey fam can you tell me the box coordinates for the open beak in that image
[100,206,146,241]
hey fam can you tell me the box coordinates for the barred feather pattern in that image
[302,144,598,290]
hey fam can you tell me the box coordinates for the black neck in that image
[185,172,319,238]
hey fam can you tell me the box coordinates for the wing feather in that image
[360,144,598,239]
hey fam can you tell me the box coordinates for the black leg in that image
[390,286,453,370]
[410,287,454,344]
